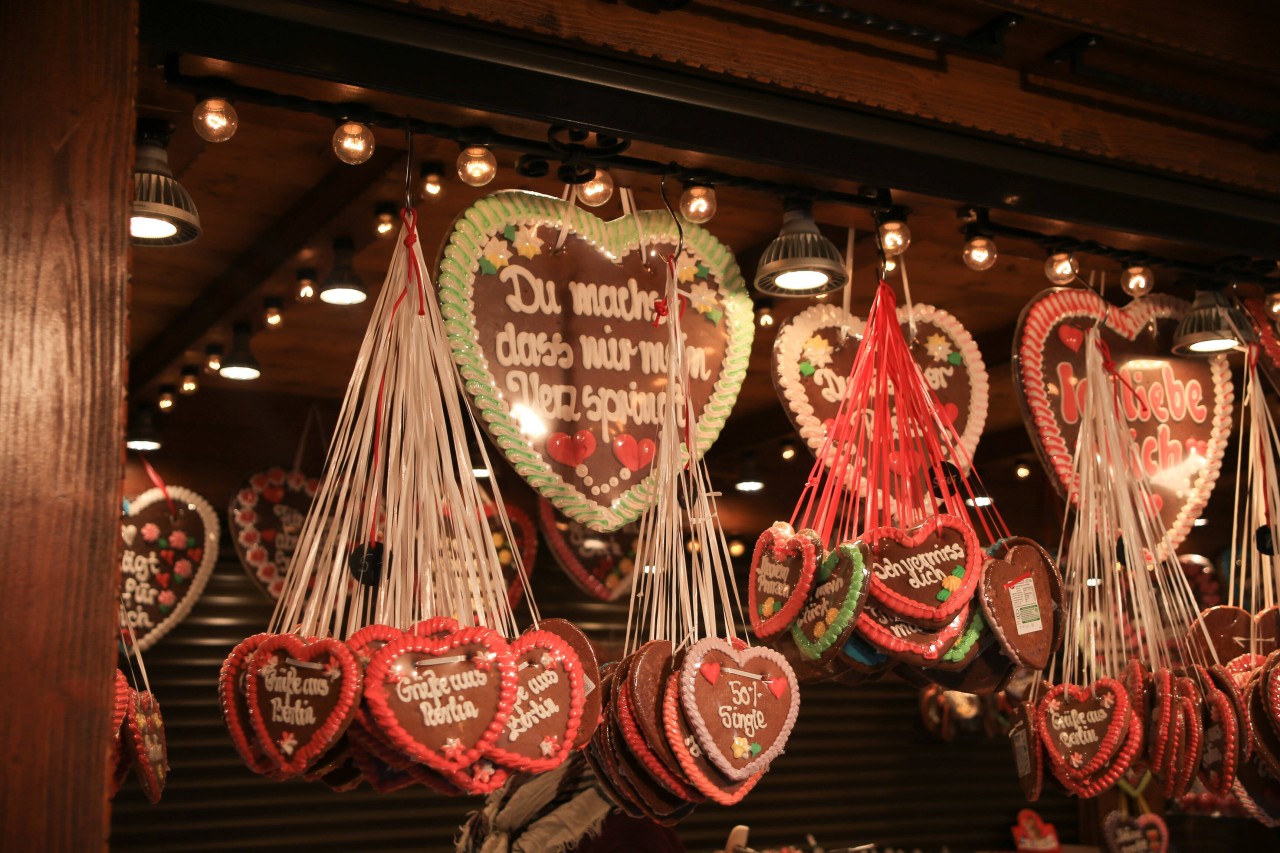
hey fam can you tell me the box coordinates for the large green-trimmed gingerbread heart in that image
[438,191,753,530]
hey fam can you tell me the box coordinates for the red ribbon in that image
[138,453,177,518]
[1096,338,1149,418]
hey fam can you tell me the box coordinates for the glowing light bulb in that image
[1045,252,1079,285]
[882,257,898,275]
[962,236,998,271]
[1268,292,1280,318]
[420,167,444,200]
[780,442,797,461]
[728,539,746,558]
[775,269,830,291]
[180,366,199,395]
[679,185,717,223]
[263,297,284,329]
[758,306,774,327]
[131,217,178,240]
[457,146,497,187]
[1015,462,1032,479]
[192,98,239,143]
[295,268,318,302]
[374,202,397,238]
[157,385,176,412]
[1122,266,1154,298]
[332,122,375,165]
[880,221,911,256]
[204,344,223,374]
[576,169,614,207]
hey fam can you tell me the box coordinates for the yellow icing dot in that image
[498,548,512,565]
[491,532,504,548]
[942,575,962,592]
[813,621,827,638]
[826,607,840,623]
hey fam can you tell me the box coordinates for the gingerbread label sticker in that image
[749,522,821,639]
[861,514,982,628]
[364,626,516,773]
[437,191,754,531]
[228,466,318,600]
[790,541,869,661]
[484,629,583,773]
[538,498,638,601]
[1014,288,1232,549]
[773,302,988,468]
[120,486,220,652]
[678,637,799,781]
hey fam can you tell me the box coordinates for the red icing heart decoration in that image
[612,434,656,472]
[772,302,988,470]
[538,498,638,602]
[123,689,169,804]
[700,661,721,685]
[1014,288,1232,549]
[547,430,597,467]
[218,632,279,777]
[363,626,516,773]
[483,629,583,773]
[120,486,220,652]
[1038,679,1130,780]
[484,500,538,608]
[228,465,319,600]
[860,514,982,628]
[245,635,363,776]
[662,672,762,806]
[679,637,799,782]
[748,522,821,639]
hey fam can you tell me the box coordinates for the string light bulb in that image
[332,121,375,165]
[879,220,911,256]
[780,442,797,461]
[1045,252,1079,285]
[180,366,199,395]
[204,343,224,375]
[419,162,444,200]
[679,184,717,224]
[374,202,397,237]
[219,322,261,381]
[192,98,238,143]
[882,257,898,275]
[962,236,998,271]
[157,385,177,412]
[576,169,614,207]
[457,146,497,187]
[295,268,318,302]
[757,298,775,327]
[1121,265,1155,298]
[263,297,284,329]
[1014,461,1032,479]
[728,539,746,558]
[1268,292,1280,318]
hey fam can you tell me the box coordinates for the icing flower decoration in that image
[471,652,493,671]
[279,732,297,756]
[168,530,188,550]
[174,559,193,579]
[442,737,464,760]
[802,335,833,369]
[761,596,777,618]
[1069,751,1084,769]
[323,660,341,681]
[1100,691,1115,709]
[825,607,840,623]
[687,280,718,314]
[480,236,512,273]
[1046,697,1062,715]
[473,760,496,784]
[539,735,559,757]
[237,488,257,506]
[286,471,306,490]
[941,575,963,593]
[675,252,699,284]
[236,508,257,525]
[731,736,751,759]
[157,590,176,609]
[539,652,556,670]
[141,523,160,543]
[925,333,953,363]
[514,224,545,259]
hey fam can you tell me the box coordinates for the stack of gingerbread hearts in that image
[114,611,170,804]
[752,281,1062,695]
[218,208,591,796]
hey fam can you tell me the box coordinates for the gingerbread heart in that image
[772,301,989,469]
[678,637,799,781]
[616,669,700,801]
[1008,701,1043,801]
[484,629,583,772]
[980,538,1063,670]
[1014,288,1232,549]
[537,498,638,602]
[485,500,538,608]
[363,626,516,773]
[123,689,168,804]
[861,514,982,628]
[855,600,968,668]
[662,672,762,806]
[790,541,869,662]
[748,522,821,639]
[245,635,362,776]
[228,466,318,600]
[346,725,417,793]
[218,633,278,776]
[1104,810,1169,853]
[1038,679,1131,780]
[616,645,701,801]
[537,618,601,748]
[438,191,754,531]
[120,486,220,652]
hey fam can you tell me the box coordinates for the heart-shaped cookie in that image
[245,635,362,776]
[861,514,982,628]
[1196,675,1240,797]
[1014,288,1232,549]
[790,541,869,662]
[218,632,279,776]
[749,522,822,639]
[773,301,989,468]
[855,600,968,668]
[1104,810,1169,853]
[536,618,601,748]
[662,672,762,806]
[1187,605,1280,667]
[980,538,1063,670]
[123,689,168,804]
[228,467,318,600]
[1038,679,1131,780]
[363,626,516,773]
[120,486,220,652]
[678,637,799,781]
[438,191,754,531]
[1008,701,1043,801]
[484,629,583,772]
[616,668,700,801]
[537,498,638,601]
[485,500,538,608]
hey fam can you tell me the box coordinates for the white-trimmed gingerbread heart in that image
[228,466,318,600]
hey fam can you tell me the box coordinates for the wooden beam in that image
[0,0,135,848]
[128,147,399,392]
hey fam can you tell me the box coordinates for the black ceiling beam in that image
[139,0,1280,259]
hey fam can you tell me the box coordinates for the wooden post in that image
[0,1,136,848]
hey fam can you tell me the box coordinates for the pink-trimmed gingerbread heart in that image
[679,637,799,781]
[860,514,981,628]
[748,522,821,639]
[662,672,761,806]
[245,635,362,776]
[363,626,516,773]
[484,628,583,773]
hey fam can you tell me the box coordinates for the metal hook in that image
[403,129,415,211]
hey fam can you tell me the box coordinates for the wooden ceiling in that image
[129,1,1278,538]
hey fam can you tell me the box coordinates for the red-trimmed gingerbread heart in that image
[218,632,279,776]
[662,672,762,806]
[1038,679,1131,780]
[861,514,982,628]
[1198,674,1240,797]
[245,635,362,776]
[537,618,601,748]
[678,637,799,781]
[748,522,821,639]
[854,600,968,668]
[616,670,700,801]
[228,466,318,600]
[537,498,638,602]
[484,628,583,773]
[123,689,168,804]
[1104,811,1169,853]
[1187,605,1280,669]
[363,626,516,773]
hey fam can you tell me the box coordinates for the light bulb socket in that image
[133,118,201,246]
[754,201,848,296]
[1172,289,1248,356]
